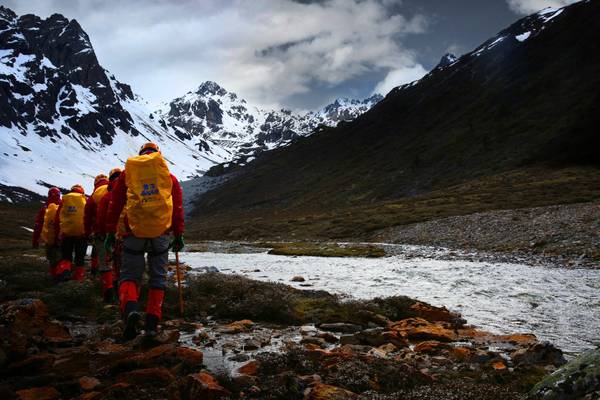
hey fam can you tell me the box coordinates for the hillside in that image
[190,1,600,240]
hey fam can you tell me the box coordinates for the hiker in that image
[105,142,185,340]
[84,174,109,277]
[32,187,62,277]
[54,184,88,282]
[95,168,123,302]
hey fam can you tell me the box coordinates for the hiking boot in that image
[123,301,141,341]
[144,313,159,338]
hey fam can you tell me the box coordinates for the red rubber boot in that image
[119,281,141,340]
[145,288,165,338]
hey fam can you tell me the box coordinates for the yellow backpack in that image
[60,193,86,236]
[41,203,59,245]
[125,152,173,238]
[91,184,108,205]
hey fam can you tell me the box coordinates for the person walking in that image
[96,168,123,302]
[105,142,185,340]
[84,174,109,277]
[32,187,62,277]
[54,184,88,282]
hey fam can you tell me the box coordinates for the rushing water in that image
[181,247,600,355]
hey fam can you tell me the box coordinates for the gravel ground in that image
[372,201,600,269]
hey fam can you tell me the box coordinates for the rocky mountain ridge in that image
[0,5,381,201]
[157,81,382,164]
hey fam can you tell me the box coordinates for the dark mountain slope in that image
[191,1,600,238]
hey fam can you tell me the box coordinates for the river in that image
[181,245,600,356]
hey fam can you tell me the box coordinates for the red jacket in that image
[32,195,60,245]
[106,171,184,236]
[84,180,109,236]
[96,181,116,237]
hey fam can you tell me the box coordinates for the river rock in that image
[317,331,338,343]
[390,318,456,342]
[414,340,451,354]
[15,386,60,400]
[319,323,362,334]
[238,360,260,376]
[0,299,71,360]
[221,319,254,334]
[304,383,359,400]
[528,348,600,399]
[79,376,101,391]
[291,276,306,282]
[354,327,388,346]
[180,372,231,399]
[340,335,360,345]
[409,301,465,325]
[117,367,176,386]
[511,342,566,367]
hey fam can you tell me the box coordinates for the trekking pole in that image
[175,251,184,316]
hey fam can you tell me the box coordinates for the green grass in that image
[263,242,385,258]
[0,254,419,327]
[188,166,600,242]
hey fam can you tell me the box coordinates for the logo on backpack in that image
[141,183,159,196]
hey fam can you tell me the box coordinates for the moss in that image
[265,242,385,258]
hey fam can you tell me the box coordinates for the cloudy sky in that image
[1,0,578,110]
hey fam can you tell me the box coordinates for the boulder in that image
[316,331,338,343]
[353,328,388,346]
[499,333,538,346]
[409,301,464,325]
[180,372,231,400]
[175,347,204,367]
[304,383,358,400]
[291,276,306,282]
[15,386,60,400]
[451,346,474,361]
[339,335,360,346]
[117,367,176,386]
[528,348,600,400]
[238,360,260,376]
[221,320,254,334]
[414,340,451,354]
[381,330,408,348]
[0,299,71,360]
[319,323,362,334]
[511,342,566,367]
[391,318,456,342]
[79,376,101,391]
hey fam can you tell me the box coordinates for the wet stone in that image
[319,323,362,334]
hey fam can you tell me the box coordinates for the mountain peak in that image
[437,53,458,69]
[0,5,16,20]
[196,81,227,96]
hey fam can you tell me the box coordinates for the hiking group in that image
[32,142,185,340]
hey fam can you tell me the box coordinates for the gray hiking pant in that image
[120,235,170,289]
[95,236,110,272]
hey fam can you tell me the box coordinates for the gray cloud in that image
[506,0,578,14]
[2,0,429,109]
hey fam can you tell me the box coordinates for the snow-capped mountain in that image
[0,6,231,200]
[158,82,382,162]
[0,5,382,202]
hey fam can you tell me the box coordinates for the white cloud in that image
[506,0,578,14]
[372,64,427,95]
[3,0,428,110]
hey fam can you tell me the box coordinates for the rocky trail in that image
[1,254,598,399]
